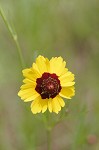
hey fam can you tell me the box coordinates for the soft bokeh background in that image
[0,0,99,150]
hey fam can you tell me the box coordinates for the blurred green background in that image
[0,0,99,150]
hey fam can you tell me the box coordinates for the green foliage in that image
[0,0,99,149]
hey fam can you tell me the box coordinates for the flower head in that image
[18,55,75,114]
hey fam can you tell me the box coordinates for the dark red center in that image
[35,72,61,99]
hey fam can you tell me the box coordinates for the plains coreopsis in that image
[18,55,75,114]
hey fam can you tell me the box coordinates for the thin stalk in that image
[46,112,51,150]
[47,128,51,150]
[0,5,25,69]
[43,112,52,150]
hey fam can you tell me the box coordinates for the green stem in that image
[0,5,25,69]
[47,112,51,150]
[47,128,51,150]
[43,112,52,150]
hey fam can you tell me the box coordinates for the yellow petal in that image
[56,95,65,107]
[41,99,48,113]
[59,71,74,80]
[59,86,75,99]
[61,68,68,76]
[22,68,31,74]
[31,97,42,114]
[32,63,41,74]
[22,68,40,82]
[59,71,75,87]
[20,83,35,90]
[61,82,75,87]
[48,99,53,112]
[18,88,39,102]
[35,55,50,74]
[18,88,34,96]
[24,93,39,102]
[50,57,66,76]
[32,68,41,78]
[52,96,61,114]
[23,78,34,84]
[38,98,48,113]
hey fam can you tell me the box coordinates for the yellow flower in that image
[18,55,75,114]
